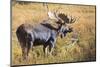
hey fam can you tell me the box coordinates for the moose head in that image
[47,11,76,38]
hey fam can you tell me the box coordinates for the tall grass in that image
[12,1,96,65]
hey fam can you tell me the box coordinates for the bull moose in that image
[16,12,76,60]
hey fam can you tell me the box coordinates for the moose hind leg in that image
[21,41,31,61]
[21,46,28,61]
[19,42,26,60]
[24,41,32,61]
[22,47,29,63]
[27,41,32,57]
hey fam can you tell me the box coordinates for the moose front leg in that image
[43,44,48,57]
[48,41,55,56]
[48,36,56,56]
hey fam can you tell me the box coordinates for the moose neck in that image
[56,24,63,34]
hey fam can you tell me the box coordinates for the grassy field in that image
[12,1,96,66]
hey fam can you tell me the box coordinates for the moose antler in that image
[58,13,69,24]
[47,11,60,22]
[69,16,76,23]
[58,13,76,24]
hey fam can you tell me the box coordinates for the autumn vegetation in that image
[12,1,96,66]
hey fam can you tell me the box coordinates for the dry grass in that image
[12,1,96,66]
